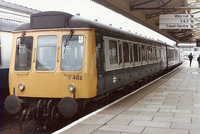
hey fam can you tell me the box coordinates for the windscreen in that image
[36,36,57,71]
[61,35,84,71]
[15,36,33,71]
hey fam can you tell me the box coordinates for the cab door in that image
[95,35,105,95]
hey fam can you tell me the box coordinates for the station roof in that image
[0,0,40,15]
[0,0,40,23]
[92,0,200,43]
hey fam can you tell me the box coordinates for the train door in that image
[95,35,105,95]
[166,46,169,68]
[118,40,124,86]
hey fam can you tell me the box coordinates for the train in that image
[4,11,183,128]
[1,19,18,110]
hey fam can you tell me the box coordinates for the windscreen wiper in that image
[17,32,26,56]
[64,30,74,53]
[20,31,26,44]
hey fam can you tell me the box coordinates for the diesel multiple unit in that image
[5,11,183,126]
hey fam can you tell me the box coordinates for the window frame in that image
[104,36,120,71]
[109,40,118,65]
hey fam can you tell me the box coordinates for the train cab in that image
[6,12,97,117]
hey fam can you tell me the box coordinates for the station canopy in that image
[92,0,200,43]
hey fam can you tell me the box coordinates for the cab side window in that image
[96,43,102,67]
[133,44,138,62]
[130,45,133,63]
[141,45,146,61]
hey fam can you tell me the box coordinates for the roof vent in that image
[31,11,72,29]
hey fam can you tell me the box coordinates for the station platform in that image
[53,60,200,134]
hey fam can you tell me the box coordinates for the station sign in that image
[159,24,194,29]
[160,14,194,19]
[159,14,195,29]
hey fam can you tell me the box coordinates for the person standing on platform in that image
[188,53,193,67]
[197,55,200,67]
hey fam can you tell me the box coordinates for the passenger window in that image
[15,36,33,71]
[123,42,129,63]
[119,44,122,64]
[130,45,133,63]
[155,48,158,60]
[141,45,145,61]
[133,44,138,62]
[161,49,164,59]
[138,46,141,62]
[109,40,118,64]
[159,49,161,59]
[152,47,156,60]
[36,36,57,71]
[147,46,151,61]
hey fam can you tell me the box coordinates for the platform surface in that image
[54,60,200,134]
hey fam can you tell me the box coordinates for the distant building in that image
[0,0,40,24]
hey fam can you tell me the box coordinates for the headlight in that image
[18,83,25,91]
[68,84,75,92]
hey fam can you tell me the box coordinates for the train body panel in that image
[102,63,161,94]
[9,29,97,98]
[96,36,169,95]
[0,19,18,101]
[1,68,9,89]
[1,32,14,89]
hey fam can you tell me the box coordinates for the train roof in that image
[15,11,172,47]
[0,19,19,32]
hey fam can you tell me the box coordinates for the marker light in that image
[18,83,25,91]
[68,84,74,92]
